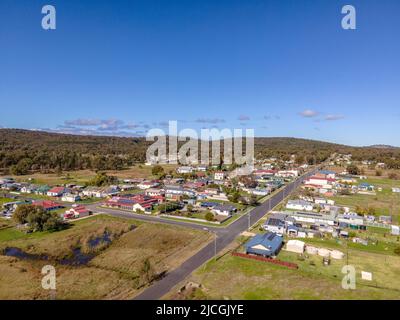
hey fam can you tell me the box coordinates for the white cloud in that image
[299,109,319,118]
[238,115,250,121]
[324,114,345,121]
[195,118,225,124]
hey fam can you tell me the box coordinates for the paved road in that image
[87,205,222,233]
[132,168,318,300]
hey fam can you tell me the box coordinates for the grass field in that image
[0,197,14,206]
[167,239,400,300]
[8,164,179,186]
[327,171,400,223]
[0,214,211,299]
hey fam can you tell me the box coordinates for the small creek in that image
[3,229,126,266]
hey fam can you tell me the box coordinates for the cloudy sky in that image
[1,0,399,146]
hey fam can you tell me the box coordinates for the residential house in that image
[315,170,336,179]
[282,210,337,226]
[61,194,81,202]
[286,200,314,212]
[20,185,37,194]
[64,205,91,220]
[212,204,237,216]
[358,183,375,192]
[119,184,136,191]
[304,176,336,189]
[137,181,160,190]
[0,178,14,185]
[177,166,194,174]
[314,198,335,206]
[338,213,364,227]
[32,200,64,211]
[214,171,225,181]
[263,217,286,235]
[183,181,206,190]
[249,188,270,196]
[35,185,51,195]
[253,169,277,177]
[47,187,69,197]
[144,188,165,197]
[200,201,219,208]
[204,188,219,195]
[245,232,283,257]
[82,186,120,198]
[379,215,392,224]
[105,198,136,210]
[276,170,299,178]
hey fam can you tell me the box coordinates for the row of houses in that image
[302,170,380,196]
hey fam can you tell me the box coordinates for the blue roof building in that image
[245,232,283,257]
[319,170,335,175]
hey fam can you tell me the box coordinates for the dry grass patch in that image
[0,214,211,299]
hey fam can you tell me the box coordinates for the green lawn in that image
[174,243,400,300]
[0,198,15,206]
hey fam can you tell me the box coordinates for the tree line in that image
[1,129,400,175]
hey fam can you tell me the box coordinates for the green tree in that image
[229,191,240,203]
[347,164,360,175]
[139,258,155,285]
[205,211,214,221]
[88,172,118,187]
[10,158,32,175]
[13,204,65,232]
[389,173,399,180]
[152,165,164,176]
[13,204,34,224]
[249,194,258,206]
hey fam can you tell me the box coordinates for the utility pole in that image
[214,233,217,260]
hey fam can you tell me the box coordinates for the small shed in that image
[286,240,305,254]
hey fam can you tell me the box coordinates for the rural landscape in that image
[1,129,400,299]
[1,0,399,303]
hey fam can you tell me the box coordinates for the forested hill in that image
[0,129,399,174]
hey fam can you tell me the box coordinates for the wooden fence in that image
[232,252,298,270]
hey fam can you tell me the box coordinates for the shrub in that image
[389,173,399,180]
[205,211,214,221]
[14,204,66,232]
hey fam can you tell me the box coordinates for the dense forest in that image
[1,129,400,175]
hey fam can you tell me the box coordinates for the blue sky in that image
[0,0,399,146]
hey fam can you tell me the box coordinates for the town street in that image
[123,168,318,300]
